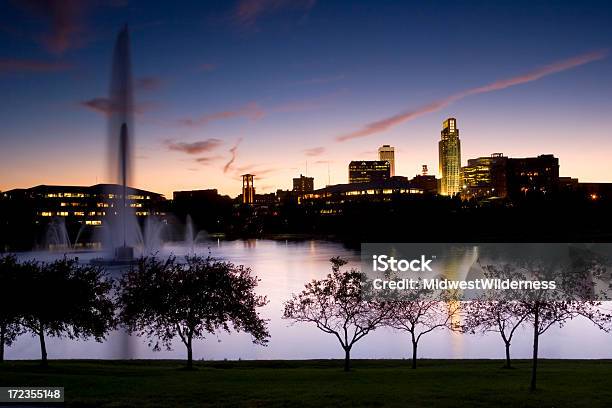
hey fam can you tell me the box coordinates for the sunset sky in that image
[1,0,612,198]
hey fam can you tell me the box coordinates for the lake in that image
[7,239,612,361]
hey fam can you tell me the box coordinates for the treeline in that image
[1,253,611,391]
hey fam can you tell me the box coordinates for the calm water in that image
[7,240,612,361]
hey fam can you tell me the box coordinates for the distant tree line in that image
[1,251,611,391]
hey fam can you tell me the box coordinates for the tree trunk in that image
[39,324,48,367]
[343,346,351,372]
[0,324,5,362]
[186,335,193,370]
[504,341,511,369]
[530,304,539,392]
[411,340,418,369]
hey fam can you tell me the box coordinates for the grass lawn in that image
[1,359,611,407]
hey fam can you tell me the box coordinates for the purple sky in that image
[1,0,611,197]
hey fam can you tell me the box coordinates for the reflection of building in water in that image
[436,245,479,358]
[243,239,257,249]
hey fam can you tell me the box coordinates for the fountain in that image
[106,25,136,262]
[92,26,201,262]
[43,217,71,250]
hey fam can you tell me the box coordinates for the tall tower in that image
[378,145,395,177]
[438,118,461,196]
[242,174,255,204]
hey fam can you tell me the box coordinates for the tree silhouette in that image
[0,254,23,362]
[283,257,389,371]
[118,255,269,369]
[480,247,612,391]
[384,282,461,369]
[19,257,115,366]
[462,265,531,369]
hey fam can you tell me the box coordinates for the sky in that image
[1,0,611,198]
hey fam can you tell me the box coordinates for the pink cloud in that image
[304,147,325,156]
[19,0,87,54]
[337,49,609,142]
[0,58,72,73]
[135,76,163,91]
[80,97,155,116]
[198,63,217,72]
[290,74,345,86]
[223,138,242,174]
[234,0,316,27]
[195,155,224,165]
[178,103,265,127]
[165,138,223,154]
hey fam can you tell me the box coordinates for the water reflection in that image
[8,240,612,361]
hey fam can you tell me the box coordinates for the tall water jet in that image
[107,25,136,261]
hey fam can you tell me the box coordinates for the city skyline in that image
[1,1,612,197]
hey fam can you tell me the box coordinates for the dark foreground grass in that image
[1,359,611,407]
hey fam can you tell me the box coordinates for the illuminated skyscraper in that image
[438,118,461,196]
[377,145,395,176]
[242,174,255,204]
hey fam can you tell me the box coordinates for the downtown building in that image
[461,153,509,199]
[377,145,395,177]
[348,161,391,184]
[461,153,560,200]
[0,184,165,249]
[293,174,314,194]
[438,118,462,196]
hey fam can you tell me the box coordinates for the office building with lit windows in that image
[506,154,559,198]
[292,174,314,194]
[438,118,462,196]
[1,184,164,223]
[377,145,395,177]
[0,184,165,249]
[348,161,391,184]
[462,153,509,199]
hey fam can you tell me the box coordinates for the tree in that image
[462,265,531,369]
[118,255,269,369]
[19,257,115,366]
[481,247,612,391]
[283,257,389,371]
[384,282,461,369]
[0,254,23,362]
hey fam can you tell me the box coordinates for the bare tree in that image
[384,283,461,369]
[462,265,530,369]
[480,247,612,391]
[283,257,389,371]
[118,255,269,369]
